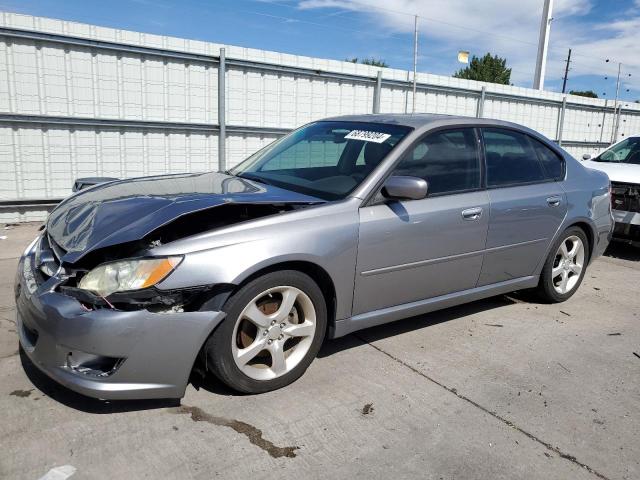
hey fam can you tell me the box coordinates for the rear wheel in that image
[535,227,589,303]
[204,270,327,393]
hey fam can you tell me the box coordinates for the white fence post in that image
[476,86,486,118]
[218,48,226,171]
[556,96,566,146]
[372,71,382,114]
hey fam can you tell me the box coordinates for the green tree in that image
[345,57,389,68]
[453,53,511,85]
[569,90,598,98]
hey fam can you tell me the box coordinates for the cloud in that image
[290,0,637,95]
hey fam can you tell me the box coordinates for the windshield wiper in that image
[237,173,273,186]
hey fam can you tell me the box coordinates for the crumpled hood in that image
[583,160,640,184]
[47,171,323,264]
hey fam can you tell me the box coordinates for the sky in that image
[1,0,638,102]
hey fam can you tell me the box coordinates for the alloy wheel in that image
[231,286,316,381]
[551,235,585,295]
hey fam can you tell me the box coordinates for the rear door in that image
[478,128,567,286]
[353,127,489,315]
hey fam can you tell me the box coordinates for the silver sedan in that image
[15,114,613,399]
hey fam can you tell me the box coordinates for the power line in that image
[247,0,635,79]
[115,0,639,95]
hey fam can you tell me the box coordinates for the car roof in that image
[321,113,531,130]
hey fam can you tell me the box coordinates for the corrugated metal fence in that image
[2,12,640,222]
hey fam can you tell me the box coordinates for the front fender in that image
[154,204,360,321]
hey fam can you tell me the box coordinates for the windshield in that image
[228,121,412,200]
[594,137,640,164]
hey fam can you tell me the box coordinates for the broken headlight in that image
[78,257,182,297]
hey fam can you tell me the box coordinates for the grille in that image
[34,233,64,280]
[20,320,39,348]
[610,182,640,213]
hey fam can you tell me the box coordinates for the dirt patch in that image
[172,405,299,458]
[10,389,33,398]
[361,403,374,415]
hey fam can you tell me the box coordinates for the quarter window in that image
[483,129,546,187]
[392,128,481,195]
[530,137,564,180]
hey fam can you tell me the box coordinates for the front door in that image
[353,128,489,315]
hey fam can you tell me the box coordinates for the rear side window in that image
[392,128,480,196]
[483,129,546,187]
[530,137,565,180]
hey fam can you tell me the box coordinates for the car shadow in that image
[318,294,517,357]
[20,294,519,409]
[19,347,179,413]
[604,242,640,261]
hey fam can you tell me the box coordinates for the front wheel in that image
[535,227,589,303]
[203,270,327,393]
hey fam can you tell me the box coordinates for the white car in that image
[583,134,640,245]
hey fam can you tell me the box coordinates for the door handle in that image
[461,207,483,220]
[546,196,562,207]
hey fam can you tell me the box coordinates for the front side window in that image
[229,121,411,200]
[595,137,640,164]
[483,128,546,187]
[391,128,481,196]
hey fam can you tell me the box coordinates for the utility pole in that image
[412,14,418,114]
[533,0,554,90]
[611,62,622,143]
[613,62,622,107]
[561,48,571,93]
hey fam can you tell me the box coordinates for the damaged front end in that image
[43,171,323,311]
[15,171,325,399]
[15,233,228,399]
[46,202,313,313]
[611,182,640,245]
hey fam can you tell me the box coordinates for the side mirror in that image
[382,176,428,200]
[582,153,592,161]
[72,177,119,192]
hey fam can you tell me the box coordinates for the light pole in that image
[533,0,554,90]
[412,14,418,113]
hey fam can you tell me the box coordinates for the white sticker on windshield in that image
[344,130,391,143]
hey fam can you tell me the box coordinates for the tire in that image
[203,270,327,393]
[535,226,589,303]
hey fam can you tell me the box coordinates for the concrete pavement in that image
[1,223,638,479]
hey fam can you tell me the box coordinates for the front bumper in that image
[14,250,225,400]
[612,209,640,245]
[613,209,640,226]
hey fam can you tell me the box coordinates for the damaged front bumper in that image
[612,209,640,245]
[610,182,640,245]
[14,246,225,400]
